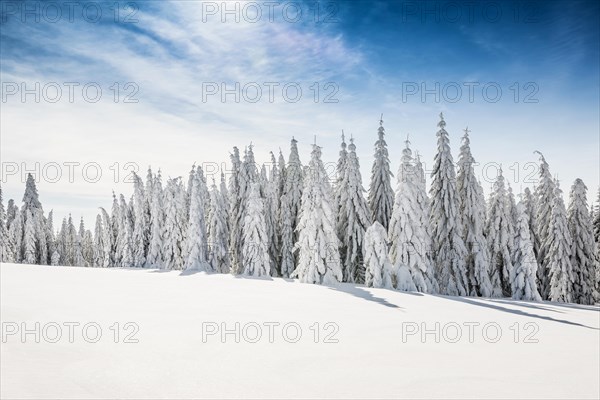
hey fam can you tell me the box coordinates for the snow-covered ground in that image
[1,263,599,399]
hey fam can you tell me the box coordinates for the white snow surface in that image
[1,262,599,399]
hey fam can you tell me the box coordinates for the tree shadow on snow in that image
[178,270,209,276]
[329,284,405,310]
[436,295,599,330]
[485,299,566,314]
[233,274,273,282]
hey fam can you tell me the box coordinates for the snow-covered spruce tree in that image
[262,161,280,276]
[364,222,394,288]
[337,137,371,283]
[230,146,258,275]
[51,247,60,266]
[456,128,495,297]
[99,208,113,267]
[233,145,259,273]
[511,202,542,301]
[145,167,154,231]
[82,229,94,267]
[279,192,295,278]
[594,189,600,303]
[186,165,195,224]
[334,132,348,223]
[78,218,88,266]
[0,186,15,262]
[93,214,104,267]
[146,171,164,268]
[197,166,211,224]
[117,194,134,268]
[162,178,186,270]
[280,137,304,276]
[533,151,556,298]
[428,113,469,296]
[293,143,343,285]
[185,168,210,272]
[567,179,597,304]
[65,214,79,266]
[132,173,148,267]
[508,184,518,236]
[270,152,282,270]
[594,188,600,243]
[6,199,17,230]
[388,139,437,293]
[21,173,46,264]
[242,182,270,277]
[207,180,230,273]
[9,209,23,263]
[57,217,68,265]
[546,182,574,302]
[368,116,394,231]
[45,210,56,265]
[110,192,121,266]
[277,149,286,199]
[22,208,37,264]
[414,152,427,194]
[227,147,242,273]
[522,187,538,258]
[486,169,514,297]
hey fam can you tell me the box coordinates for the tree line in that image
[1,113,598,304]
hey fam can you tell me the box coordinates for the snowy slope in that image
[1,263,599,399]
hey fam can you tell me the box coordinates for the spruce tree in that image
[146,171,164,268]
[534,151,555,298]
[82,229,94,267]
[279,192,295,278]
[334,132,348,223]
[21,174,45,264]
[593,188,600,243]
[229,147,246,274]
[429,113,469,296]
[456,128,495,297]
[9,210,23,263]
[280,138,304,276]
[118,194,134,268]
[363,222,394,289]
[268,152,281,274]
[486,169,514,297]
[368,115,394,231]
[185,168,210,272]
[337,137,371,283]
[522,187,538,258]
[242,183,270,277]
[163,178,186,270]
[93,214,104,267]
[546,182,574,302]
[6,199,17,229]
[511,202,542,301]
[0,187,15,262]
[293,143,342,285]
[145,167,154,243]
[567,179,596,304]
[45,210,56,265]
[228,147,242,273]
[99,208,113,267]
[110,192,121,266]
[132,173,148,267]
[261,160,280,276]
[388,139,437,293]
[65,214,79,266]
[57,217,68,265]
[208,180,230,273]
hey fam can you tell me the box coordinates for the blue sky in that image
[1,0,598,226]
